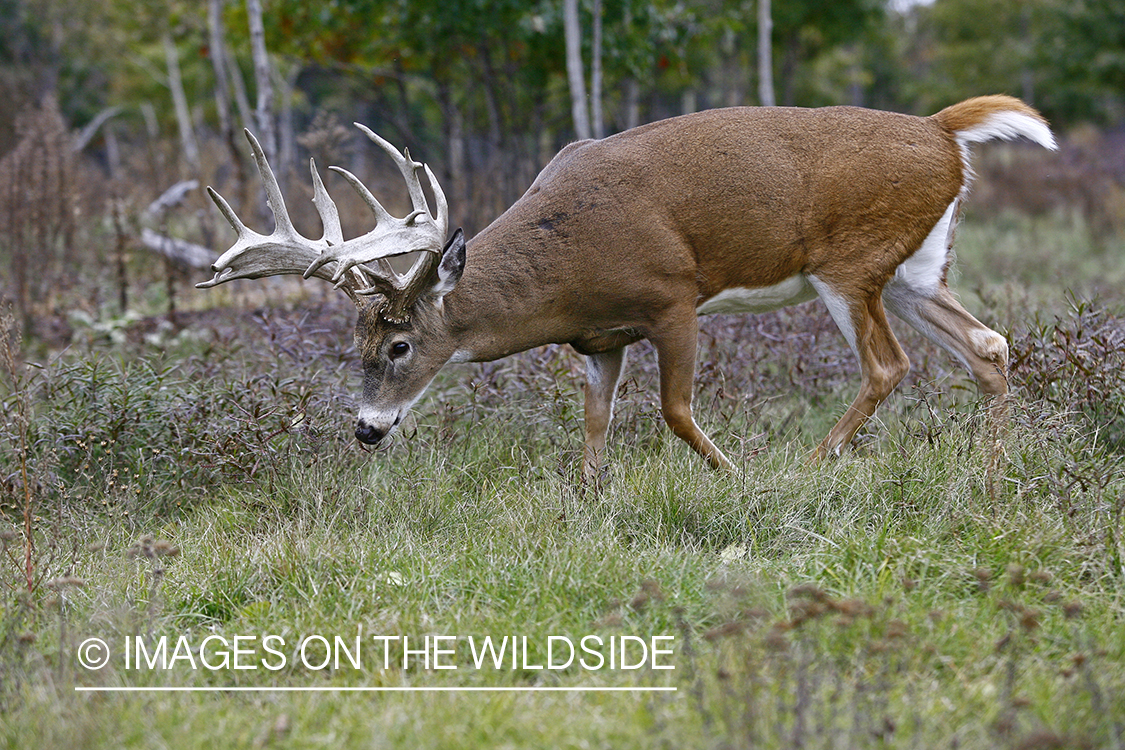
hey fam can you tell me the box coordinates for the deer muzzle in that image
[354,413,402,445]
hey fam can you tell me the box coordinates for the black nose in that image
[355,421,387,445]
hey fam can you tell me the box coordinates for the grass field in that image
[1,213,1124,748]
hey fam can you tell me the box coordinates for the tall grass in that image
[1,212,1124,748]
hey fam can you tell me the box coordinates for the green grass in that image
[1,214,1124,749]
[953,210,1125,316]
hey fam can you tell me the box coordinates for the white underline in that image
[75,686,677,693]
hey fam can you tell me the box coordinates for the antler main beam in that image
[197,125,449,318]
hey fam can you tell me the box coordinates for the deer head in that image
[198,125,466,445]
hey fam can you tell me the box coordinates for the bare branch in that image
[71,106,122,153]
[144,180,199,222]
[140,228,217,270]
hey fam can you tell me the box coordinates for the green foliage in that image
[1047,0,1125,123]
[904,0,1125,125]
[2,0,1123,176]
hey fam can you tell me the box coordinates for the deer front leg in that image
[651,314,734,471]
[582,348,627,485]
[816,294,911,458]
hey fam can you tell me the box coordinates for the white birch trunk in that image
[163,32,201,172]
[207,0,234,142]
[278,64,298,179]
[591,0,604,139]
[227,46,255,133]
[758,0,776,106]
[246,0,276,161]
[564,0,591,140]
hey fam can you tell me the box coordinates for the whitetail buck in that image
[198,96,1056,479]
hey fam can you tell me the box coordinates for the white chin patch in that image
[357,407,401,430]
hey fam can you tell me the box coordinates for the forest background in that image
[0,0,1123,329]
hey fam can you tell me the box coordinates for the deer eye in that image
[390,341,411,359]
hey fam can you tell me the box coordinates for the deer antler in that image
[197,126,450,321]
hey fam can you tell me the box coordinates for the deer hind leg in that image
[582,347,627,484]
[809,279,912,458]
[883,280,1010,498]
[650,313,734,470]
[882,281,1009,398]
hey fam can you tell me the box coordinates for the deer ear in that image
[432,228,465,298]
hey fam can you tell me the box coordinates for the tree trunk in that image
[112,198,128,313]
[245,0,276,163]
[722,27,744,107]
[277,63,298,181]
[620,1,640,130]
[207,0,248,202]
[780,31,800,107]
[104,121,121,181]
[564,0,591,140]
[758,0,775,106]
[208,0,234,144]
[437,79,468,234]
[227,43,255,133]
[623,78,640,130]
[591,0,604,138]
[477,43,518,213]
[681,89,697,115]
[391,56,415,145]
[208,1,243,168]
[163,31,201,173]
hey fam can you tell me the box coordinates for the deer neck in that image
[440,228,576,362]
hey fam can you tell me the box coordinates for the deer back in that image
[445,106,964,349]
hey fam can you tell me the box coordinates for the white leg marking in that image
[807,274,857,354]
[894,200,958,294]
[696,274,817,315]
[971,328,1007,360]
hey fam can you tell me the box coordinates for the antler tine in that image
[309,158,344,246]
[305,158,445,284]
[381,251,442,323]
[206,185,251,239]
[304,164,395,283]
[198,136,342,291]
[325,165,395,225]
[244,129,298,240]
[424,163,449,239]
[374,257,400,280]
[335,265,396,295]
[353,123,433,221]
[350,266,400,297]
